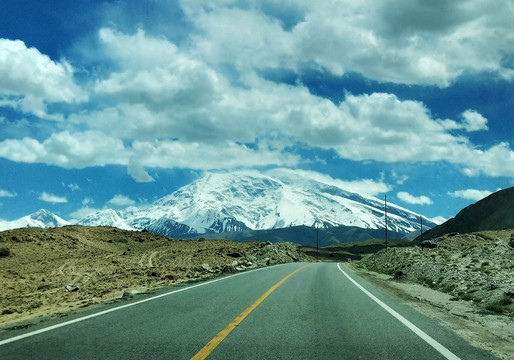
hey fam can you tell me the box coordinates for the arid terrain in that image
[0,226,309,328]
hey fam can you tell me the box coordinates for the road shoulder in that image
[347,263,514,360]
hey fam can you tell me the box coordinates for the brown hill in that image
[0,225,309,328]
[420,187,514,241]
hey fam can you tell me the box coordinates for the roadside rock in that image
[201,263,214,273]
[122,289,144,298]
[65,284,79,292]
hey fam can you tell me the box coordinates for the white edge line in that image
[0,264,290,346]
[337,263,461,360]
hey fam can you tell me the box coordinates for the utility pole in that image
[384,194,388,249]
[316,222,319,260]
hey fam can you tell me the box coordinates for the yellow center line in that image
[190,264,310,360]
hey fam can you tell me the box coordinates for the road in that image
[0,262,499,359]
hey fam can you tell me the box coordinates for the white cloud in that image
[0,13,512,181]
[183,0,514,86]
[460,110,488,132]
[270,168,392,197]
[439,110,488,132]
[130,140,299,170]
[0,38,87,118]
[107,194,136,207]
[0,189,16,198]
[128,160,154,183]
[448,189,493,201]
[39,192,67,203]
[0,131,128,168]
[397,192,433,205]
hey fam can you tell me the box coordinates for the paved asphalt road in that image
[0,262,499,359]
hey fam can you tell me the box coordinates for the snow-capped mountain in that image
[77,169,438,237]
[1,170,439,238]
[0,209,70,231]
[76,209,135,231]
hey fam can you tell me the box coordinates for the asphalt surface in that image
[0,262,499,359]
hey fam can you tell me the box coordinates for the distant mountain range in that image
[418,186,514,241]
[0,169,440,244]
[0,209,69,231]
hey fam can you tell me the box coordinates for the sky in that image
[0,0,513,224]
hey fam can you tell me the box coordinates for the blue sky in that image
[0,0,513,223]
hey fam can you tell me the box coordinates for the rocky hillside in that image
[357,229,514,316]
[0,226,310,327]
[418,187,514,241]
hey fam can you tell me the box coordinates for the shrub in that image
[485,295,513,314]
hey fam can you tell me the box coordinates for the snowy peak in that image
[77,209,135,231]
[144,169,437,235]
[0,209,70,231]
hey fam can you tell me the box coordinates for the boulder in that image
[421,240,438,249]
[0,247,10,257]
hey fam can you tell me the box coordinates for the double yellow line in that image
[191,265,309,360]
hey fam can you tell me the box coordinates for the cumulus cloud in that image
[448,189,493,201]
[439,110,488,132]
[183,0,514,86]
[0,131,128,168]
[397,192,433,205]
[0,5,512,182]
[64,28,514,179]
[107,194,136,207]
[0,38,86,118]
[39,192,67,203]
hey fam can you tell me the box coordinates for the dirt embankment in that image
[0,226,310,328]
[354,229,514,359]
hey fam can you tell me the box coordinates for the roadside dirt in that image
[0,225,309,329]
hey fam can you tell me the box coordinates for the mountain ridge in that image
[417,186,514,241]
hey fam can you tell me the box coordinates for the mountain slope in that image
[419,187,514,240]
